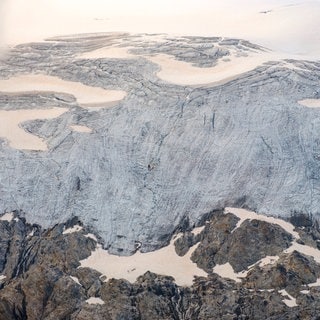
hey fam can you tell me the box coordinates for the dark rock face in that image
[187,212,239,272]
[188,212,292,272]
[0,210,320,319]
[215,219,293,272]
[0,214,96,320]
[0,34,320,254]
[244,250,320,295]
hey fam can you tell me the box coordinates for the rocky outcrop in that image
[187,211,292,272]
[244,250,320,295]
[0,34,320,254]
[0,209,320,319]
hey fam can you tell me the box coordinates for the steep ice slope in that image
[0,34,320,254]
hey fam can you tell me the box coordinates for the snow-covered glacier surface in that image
[0,34,320,254]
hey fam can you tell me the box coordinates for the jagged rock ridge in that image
[1,209,320,319]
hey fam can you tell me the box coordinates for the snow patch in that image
[85,233,98,242]
[0,212,14,222]
[63,225,83,235]
[284,243,320,264]
[257,255,280,268]
[77,41,311,87]
[70,276,81,286]
[308,278,320,288]
[147,51,281,86]
[212,263,248,283]
[28,230,34,237]
[0,275,6,282]
[80,234,207,287]
[279,289,297,308]
[215,255,280,283]
[300,290,310,294]
[191,226,205,236]
[0,75,127,108]
[0,107,68,150]
[298,99,320,109]
[258,289,274,292]
[85,297,105,305]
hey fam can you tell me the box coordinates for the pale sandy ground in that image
[0,75,127,107]
[298,99,320,108]
[0,107,68,150]
[70,125,92,133]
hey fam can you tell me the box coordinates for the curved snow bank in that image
[147,52,278,86]
[77,43,282,87]
[0,107,68,150]
[0,75,127,108]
